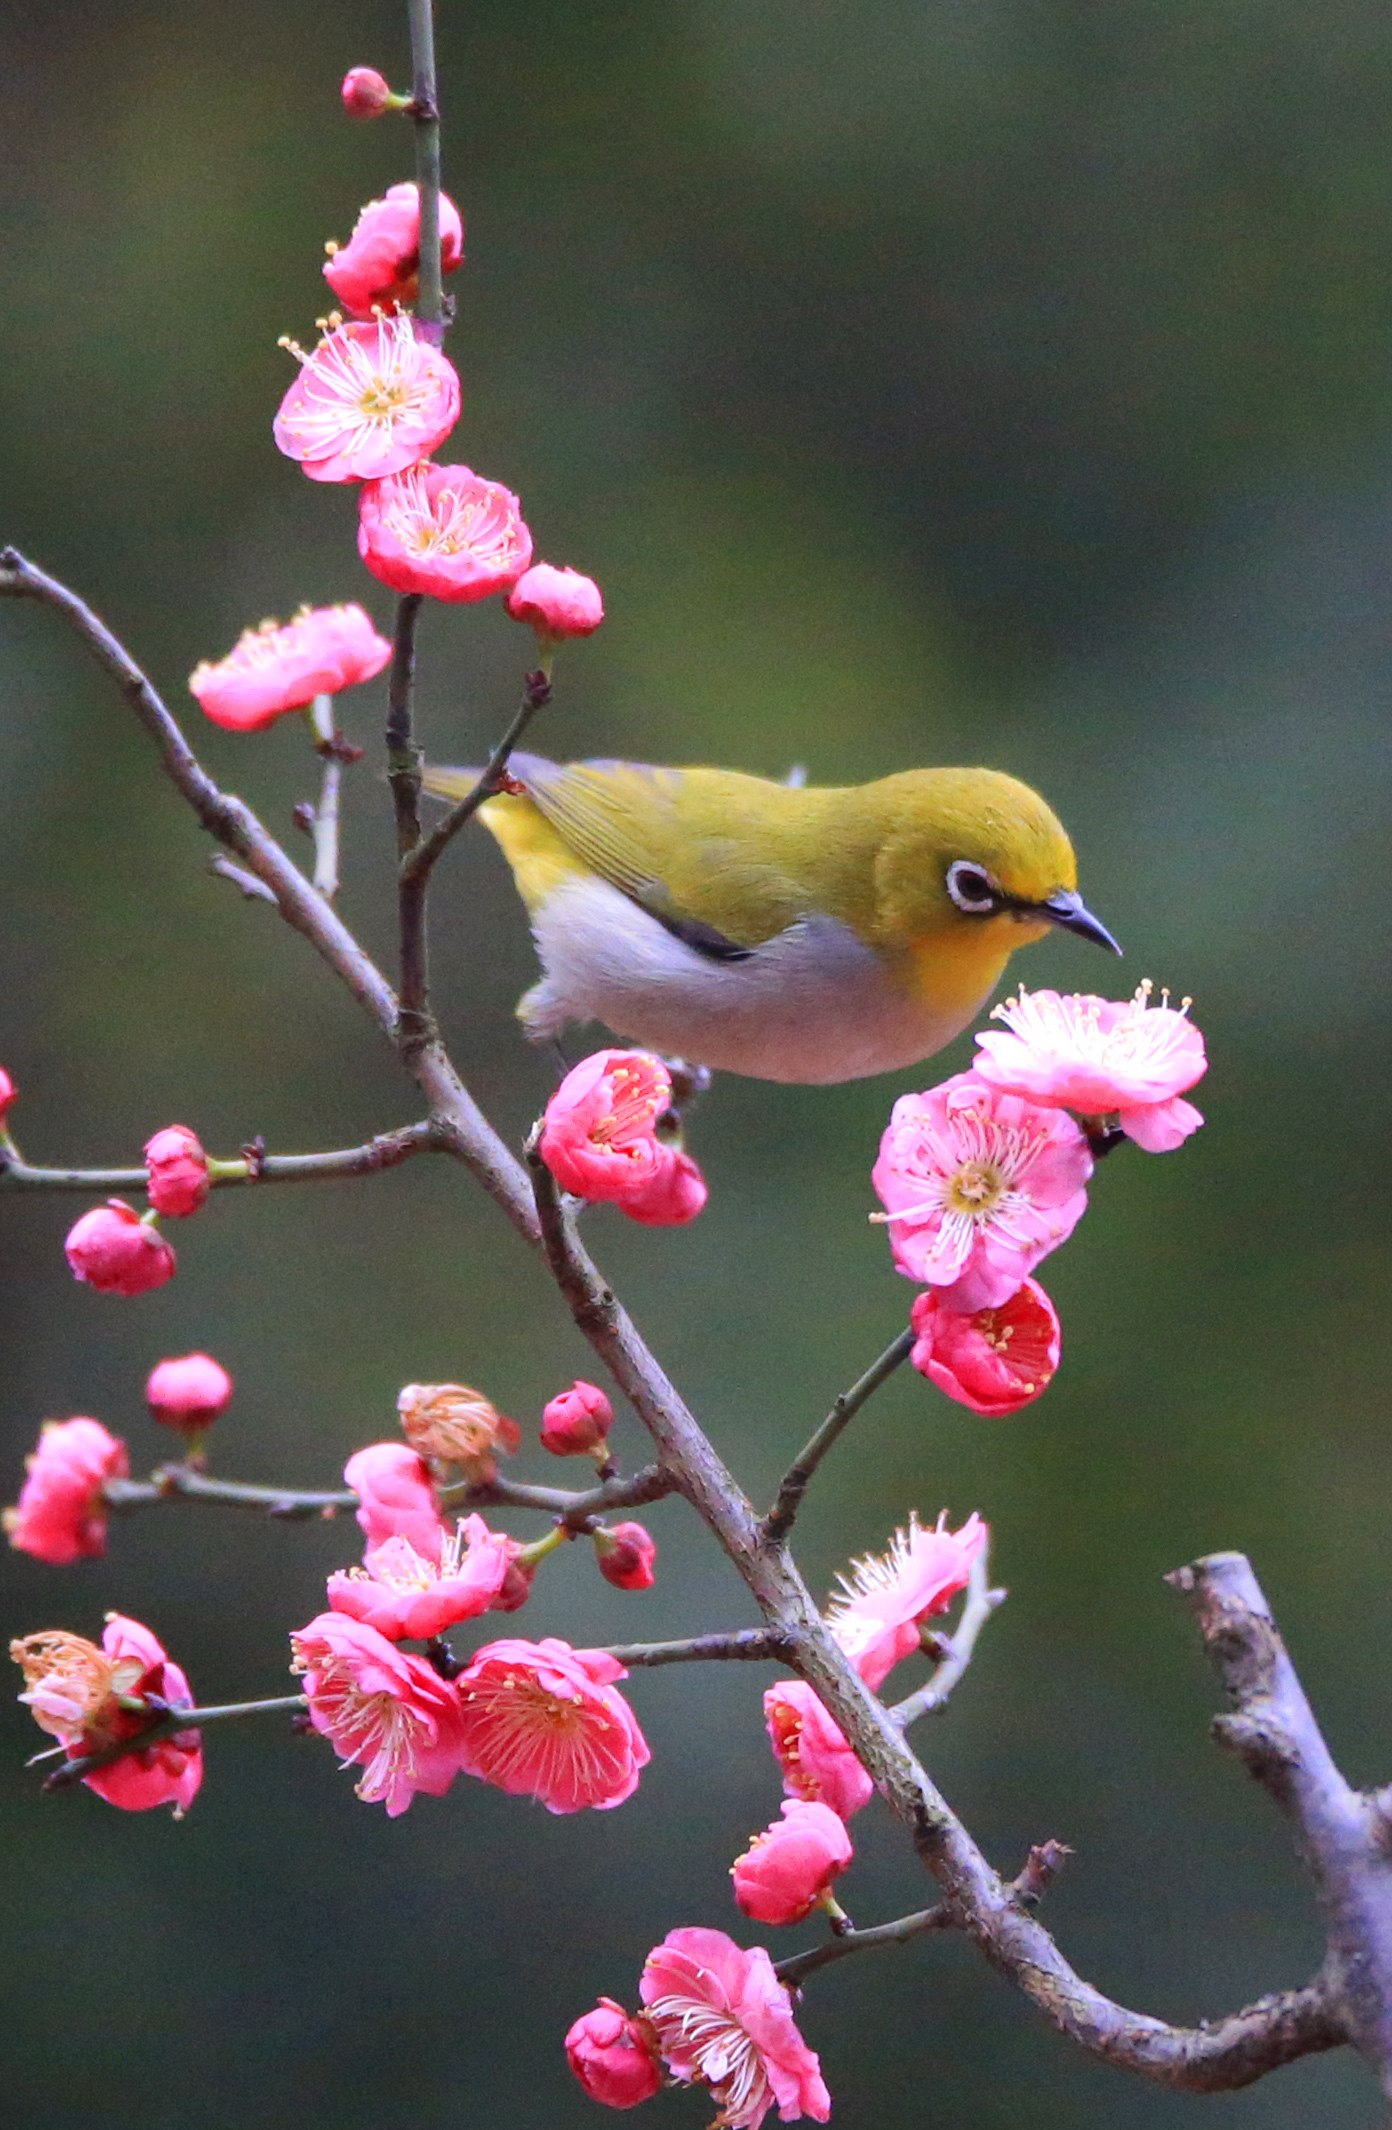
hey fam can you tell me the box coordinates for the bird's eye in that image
[946,861,998,914]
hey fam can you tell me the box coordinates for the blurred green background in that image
[3,0,1391,2123]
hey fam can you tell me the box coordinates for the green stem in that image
[408,0,444,335]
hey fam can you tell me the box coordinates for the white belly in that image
[522,876,981,1084]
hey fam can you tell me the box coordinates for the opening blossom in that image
[145,1352,233,1436]
[188,603,392,733]
[456,1637,650,1813]
[357,462,532,602]
[326,1519,513,1641]
[872,1072,1091,1311]
[506,563,604,643]
[910,1279,1060,1416]
[826,1511,987,1691]
[639,1927,831,2130]
[595,1522,657,1592]
[540,1379,614,1458]
[539,1051,706,1226]
[324,181,464,317]
[763,1679,873,1821]
[65,1200,176,1297]
[273,312,460,484]
[973,981,1207,1152]
[565,1999,664,2110]
[621,1147,708,1228]
[396,1381,521,1484]
[291,1611,470,1816]
[4,1417,129,1564]
[731,1801,854,1927]
[143,1124,210,1218]
[344,1441,449,1560]
[11,1614,202,1814]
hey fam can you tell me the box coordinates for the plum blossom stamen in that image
[290,1643,427,1804]
[644,1990,769,2127]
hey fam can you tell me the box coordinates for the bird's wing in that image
[506,753,681,906]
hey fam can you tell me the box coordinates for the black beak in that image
[1037,889,1123,956]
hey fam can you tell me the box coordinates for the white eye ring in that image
[946,860,998,914]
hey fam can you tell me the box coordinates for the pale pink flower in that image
[357,461,532,601]
[326,1518,512,1641]
[290,1610,468,1816]
[910,1279,1060,1416]
[732,1801,854,1928]
[344,1441,448,1560]
[763,1679,872,1821]
[273,313,460,484]
[539,1050,675,1206]
[0,1064,15,1124]
[4,1418,129,1564]
[65,1200,176,1297]
[540,1379,614,1457]
[973,980,1207,1152]
[143,1124,209,1218]
[145,1352,233,1436]
[640,1927,831,2129]
[341,66,399,119]
[565,1999,663,2109]
[872,1072,1091,1311]
[324,182,464,317]
[506,562,604,642]
[189,603,392,732]
[396,1381,520,1483]
[456,1636,650,1813]
[827,1512,987,1691]
[595,1522,656,1592]
[12,1615,202,1814]
[621,1147,708,1228]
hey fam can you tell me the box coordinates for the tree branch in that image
[775,1906,954,1989]
[407,0,444,337]
[763,1327,914,1542]
[0,1121,444,1193]
[41,1693,308,1789]
[402,666,552,891]
[601,1630,794,1668]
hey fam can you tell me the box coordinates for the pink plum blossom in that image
[145,1352,233,1435]
[326,1518,512,1641]
[595,1522,656,1592]
[455,1636,650,1813]
[731,1801,854,1927]
[763,1679,873,1821]
[620,1147,708,1228]
[973,980,1207,1151]
[872,1072,1092,1311]
[357,462,532,601]
[290,1611,469,1816]
[0,1064,15,1124]
[540,1379,613,1457]
[188,603,391,732]
[640,1927,831,2129]
[324,182,464,317]
[341,66,399,119]
[565,1999,663,2109]
[65,1201,176,1297]
[344,1441,449,1559]
[506,563,604,642]
[826,1511,987,1691]
[143,1124,210,1218]
[910,1279,1060,1416]
[4,1417,129,1564]
[11,1615,202,1814]
[273,313,460,483]
[538,1050,675,1206]
[396,1381,520,1483]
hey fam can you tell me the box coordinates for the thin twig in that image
[403,667,553,891]
[443,1462,675,1531]
[889,1548,1007,1726]
[601,1630,794,1668]
[0,1120,443,1193]
[775,1906,955,1989]
[101,1457,673,1530]
[211,854,278,902]
[763,1328,915,1542]
[386,593,429,1035]
[43,1693,309,1789]
[407,0,444,338]
[307,694,342,900]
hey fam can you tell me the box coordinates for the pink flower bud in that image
[490,1542,536,1613]
[143,1125,210,1218]
[540,1379,613,1457]
[0,1064,16,1125]
[731,1799,854,1926]
[910,1279,1060,1415]
[3,1417,129,1564]
[595,1522,656,1591]
[341,66,397,119]
[145,1353,233,1435]
[620,1147,707,1228]
[344,1441,448,1560]
[565,1999,662,2109]
[65,1201,176,1297]
[506,563,604,643]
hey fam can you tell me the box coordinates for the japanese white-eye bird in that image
[422,752,1120,1084]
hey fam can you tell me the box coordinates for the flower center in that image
[946,1159,1004,1214]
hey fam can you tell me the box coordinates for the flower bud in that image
[145,1353,233,1436]
[144,1125,210,1218]
[731,1799,853,1926]
[396,1381,521,1483]
[65,1201,176,1297]
[540,1379,613,1457]
[595,1522,656,1592]
[0,1064,16,1126]
[565,1999,662,2109]
[506,563,604,644]
[490,1541,536,1613]
[341,66,404,118]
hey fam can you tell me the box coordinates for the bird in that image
[421,752,1120,1085]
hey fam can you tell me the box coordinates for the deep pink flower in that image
[143,1124,210,1218]
[274,313,460,484]
[324,182,464,318]
[540,1379,614,1457]
[341,66,399,119]
[872,1072,1092,1311]
[456,1636,650,1813]
[595,1522,656,1592]
[973,981,1207,1152]
[3,1418,129,1564]
[911,1280,1060,1416]
[565,1999,663,2109]
[357,461,532,601]
[344,1441,449,1560]
[539,1050,674,1205]
[326,1518,513,1641]
[396,1381,520,1484]
[506,563,604,642]
[620,1147,708,1228]
[65,1200,176,1297]
[189,603,392,732]
[640,1928,831,2129]
[290,1610,469,1816]
[145,1352,233,1435]
[0,1064,15,1125]
[826,1512,986,1691]
[732,1800,854,1927]
[11,1615,202,1814]
[489,1542,537,1614]
[763,1679,873,1821]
